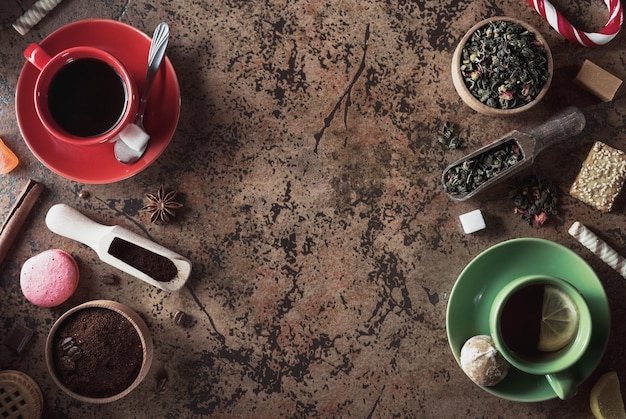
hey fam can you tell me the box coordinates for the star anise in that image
[142,185,183,224]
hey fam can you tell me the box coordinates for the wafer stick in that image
[568,221,626,279]
[12,0,63,36]
[0,180,45,265]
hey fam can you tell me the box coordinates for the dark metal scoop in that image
[442,106,586,201]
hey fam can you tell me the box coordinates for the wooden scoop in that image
[45,204,191,292]
[442,106,586,201]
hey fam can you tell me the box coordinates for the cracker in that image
[569,142,626,212]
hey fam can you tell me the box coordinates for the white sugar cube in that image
[118,123,150,151]
[459,209,486,234]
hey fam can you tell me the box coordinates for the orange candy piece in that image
[0,137,19,174]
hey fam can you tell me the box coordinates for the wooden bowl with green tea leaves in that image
[451,17,553,117]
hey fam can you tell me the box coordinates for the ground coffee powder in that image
[108,237,178,282]
[52,307,143,398]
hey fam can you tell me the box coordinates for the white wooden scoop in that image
[45,204,191,292]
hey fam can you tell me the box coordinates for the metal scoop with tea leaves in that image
[442,107,586,201]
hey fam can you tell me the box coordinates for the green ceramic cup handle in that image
[545,371,578,400]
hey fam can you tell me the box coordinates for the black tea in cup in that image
[500,282,580,360]
[500,283,544,358]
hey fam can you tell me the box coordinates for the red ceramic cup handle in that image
[24,43,51,71]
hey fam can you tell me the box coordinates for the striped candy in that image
[13,0,63,36]
[569,221,626,279]
[526,0,623,46]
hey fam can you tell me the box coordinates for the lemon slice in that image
[590,371,626,419]
[537,285,579,352]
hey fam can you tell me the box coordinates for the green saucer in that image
[446,238,610,402]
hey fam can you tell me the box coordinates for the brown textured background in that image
[1,0,625,417]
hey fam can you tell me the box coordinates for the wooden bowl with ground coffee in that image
[45,300,153,403]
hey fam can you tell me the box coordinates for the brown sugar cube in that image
[569,142,626,212]
[573,60,623,102]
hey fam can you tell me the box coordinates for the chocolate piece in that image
[573,60,623,102]
[4,324,33,354]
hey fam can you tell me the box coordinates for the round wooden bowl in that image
[45,300,153,403]
[451,17,553,117]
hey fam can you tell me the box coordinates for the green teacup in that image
[489,275,592,400]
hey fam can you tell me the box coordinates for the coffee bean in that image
[79,190,90,199]
[60,356,76,371]
[156,371,169,394]
[61,336,75,351]
[67,345,83,361]
[173,310,191,328]
[100,273,118,285]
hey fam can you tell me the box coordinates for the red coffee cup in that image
[24,43,138,146]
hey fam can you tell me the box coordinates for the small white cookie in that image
[460,335,509,387]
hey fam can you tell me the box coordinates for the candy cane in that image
[526,0,623,47]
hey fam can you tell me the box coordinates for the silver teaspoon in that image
[115,22,170,164]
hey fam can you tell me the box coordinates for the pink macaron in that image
[20,249,79,307]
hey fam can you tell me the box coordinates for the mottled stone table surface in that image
[1,0,625,418]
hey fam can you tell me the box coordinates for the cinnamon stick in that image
[0,179,45,265]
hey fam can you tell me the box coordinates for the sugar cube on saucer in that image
[118,123,149,152]
[459,209,486,234]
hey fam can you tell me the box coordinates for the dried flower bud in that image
[509,175,558,227]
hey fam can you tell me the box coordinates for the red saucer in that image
[16,19,181,184]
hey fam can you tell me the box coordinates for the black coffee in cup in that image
[47,58,127,138]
